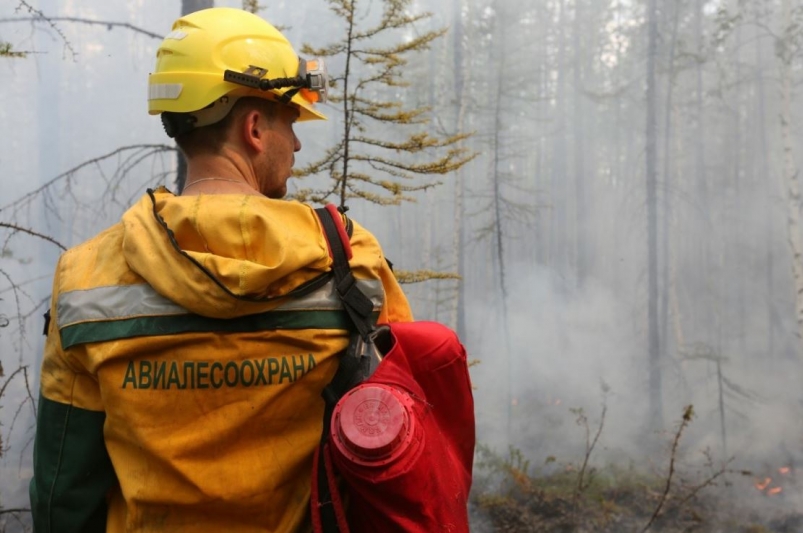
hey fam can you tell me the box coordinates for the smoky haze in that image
[1,0,802,528]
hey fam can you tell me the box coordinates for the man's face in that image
[257,105,302,199]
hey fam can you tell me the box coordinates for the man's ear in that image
[240,110,266,153]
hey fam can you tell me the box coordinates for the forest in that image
[1,0,803,531]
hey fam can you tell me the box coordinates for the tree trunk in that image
[646,0,662,431]
[534,1,550,267]
[670,77,686,355]
[694,0,711,345]
[779,0,803,361]
[550,0,570,289]
[733,0,746,357]
[490,0,514,442]
[573,0,587,288]
[175,0,214,193]
[450,0,469,340]
[612,0,623,295]
[755,13,774,359]
[660,0,680,379]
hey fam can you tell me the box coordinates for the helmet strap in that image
[278,87,302,104]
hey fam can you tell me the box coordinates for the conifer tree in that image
[294,0,474,209]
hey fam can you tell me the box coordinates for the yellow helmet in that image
[148,7,327,135]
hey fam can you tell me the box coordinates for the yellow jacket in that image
[30,188,412,533]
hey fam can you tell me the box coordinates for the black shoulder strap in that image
[312,206,378,533]
[315,207,374,341]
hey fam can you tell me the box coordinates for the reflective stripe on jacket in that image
[30,188,412,533]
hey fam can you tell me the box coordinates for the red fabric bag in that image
[313,321,475,533]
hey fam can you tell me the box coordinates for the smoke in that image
[466,260,803,515]
[469,262,649,461]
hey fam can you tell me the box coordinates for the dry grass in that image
[470,438,803,532]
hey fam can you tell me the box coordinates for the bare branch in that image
[0,508,31,515]
[0,15,162,40]
[0,268,28,349]
[23,365,36,417]
[0,366,27,404]
[1,144,175,214]
[13,0,77,59]
[641,405,695,532]
[664,458,734,515]
[575,402,607,499]
[0,222,66,250]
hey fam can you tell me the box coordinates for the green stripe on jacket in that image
[30,395,115,533]
[60,310,378,349]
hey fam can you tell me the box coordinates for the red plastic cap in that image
[332,384,414,464]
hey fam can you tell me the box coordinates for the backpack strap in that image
[312,205,378,533]
[311,439,350,533]
[316,205,374,341]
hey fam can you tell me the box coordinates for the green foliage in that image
[0,41,26,58]
[295,0,475,209]
[393,269,460,284]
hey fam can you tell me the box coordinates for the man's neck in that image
[182,148,262,196]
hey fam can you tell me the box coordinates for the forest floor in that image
[469,444,803,533]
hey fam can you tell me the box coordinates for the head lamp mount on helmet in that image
[223,57,329,105]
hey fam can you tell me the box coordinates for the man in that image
[29,7,412,533]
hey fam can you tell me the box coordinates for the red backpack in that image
[311,207,475,533]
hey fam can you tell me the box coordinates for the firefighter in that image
[29,8,412,533]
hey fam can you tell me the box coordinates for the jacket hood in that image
[121,187,332,318]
